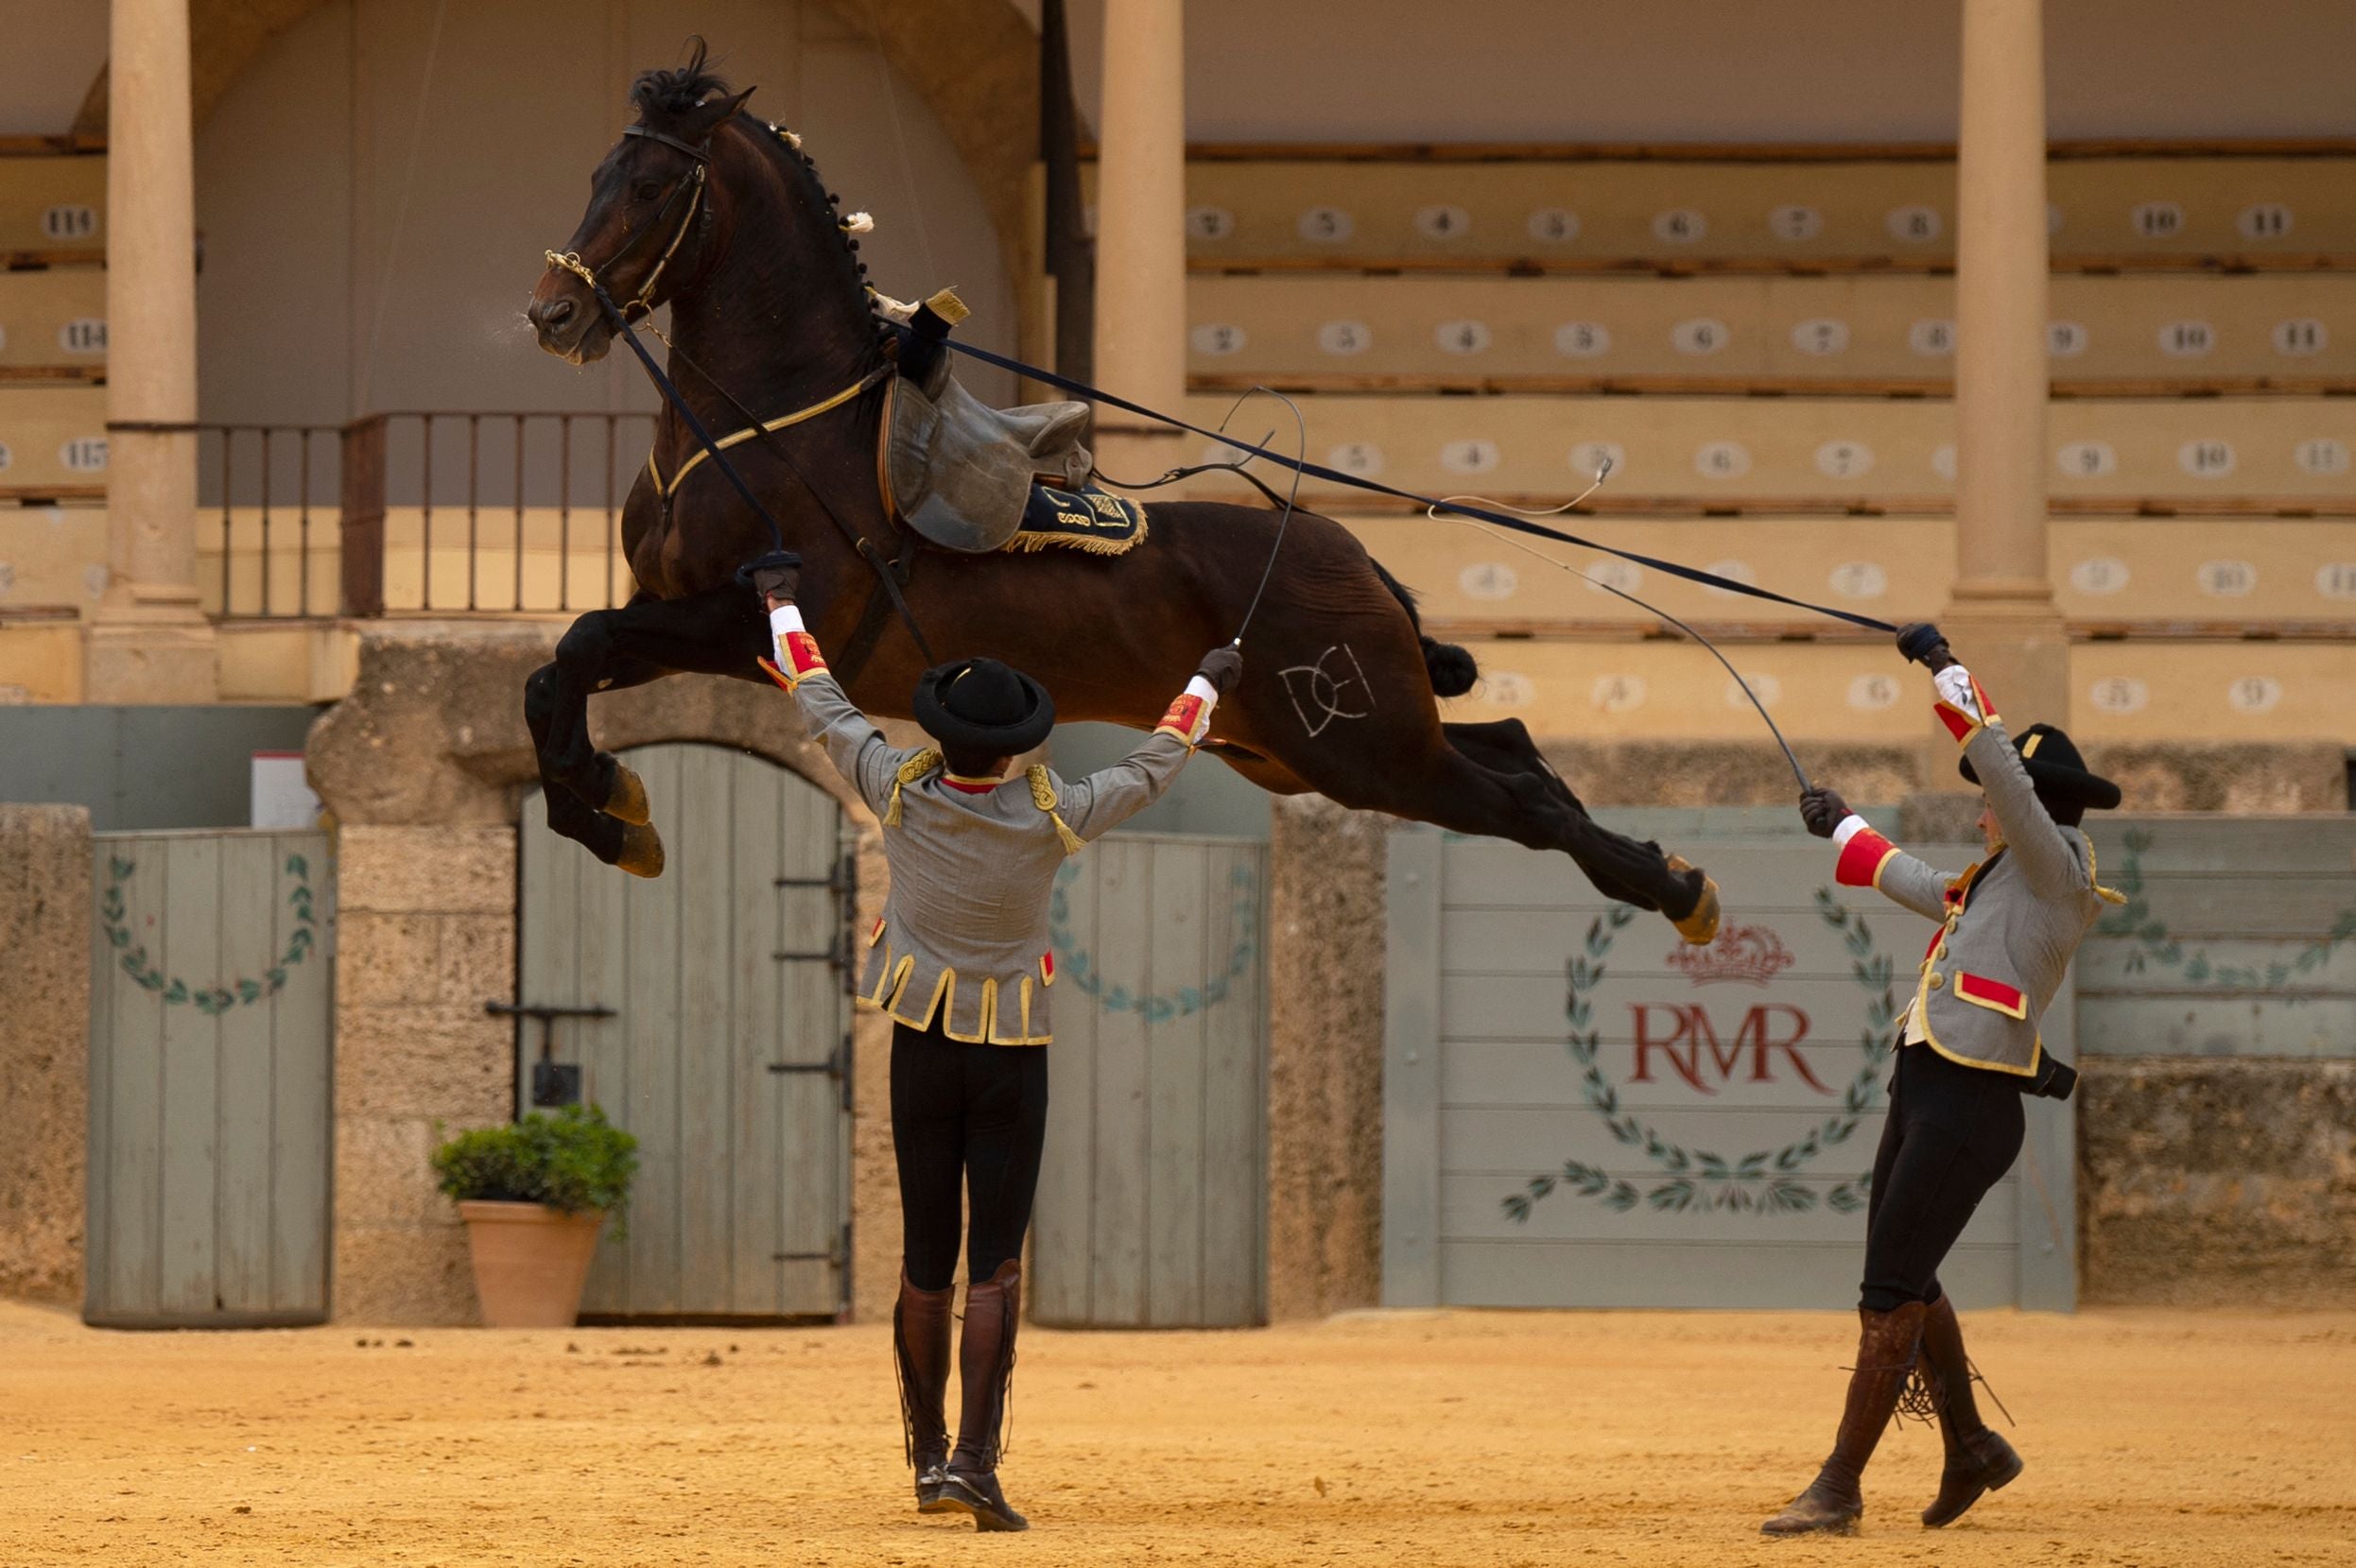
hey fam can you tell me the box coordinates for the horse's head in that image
[529,40,752,364]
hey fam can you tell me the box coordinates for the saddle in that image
[882,347,1093,553]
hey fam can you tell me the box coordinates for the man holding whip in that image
[1762,622,2122,1536]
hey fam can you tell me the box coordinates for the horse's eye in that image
[632,180,664,202]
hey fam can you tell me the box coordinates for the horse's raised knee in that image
[555,611,616,677]
[523,663,561,730]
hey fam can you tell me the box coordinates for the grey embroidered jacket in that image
[1831,672,2121,1077]
[778,654,1206,1046]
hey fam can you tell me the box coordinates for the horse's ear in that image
[697,86,757,130]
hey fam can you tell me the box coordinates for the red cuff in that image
[782,629,828,680]
[1932,675,1998,743]
[1835,827,1901,888]
[1154,692,1209,744]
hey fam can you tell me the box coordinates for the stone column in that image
[89,0,216,702]
[1091,0,1187,472]
[1940,0,2066,748]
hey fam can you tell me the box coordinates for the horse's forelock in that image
[630,37,730,130]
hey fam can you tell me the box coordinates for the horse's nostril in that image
[536,297,577,333]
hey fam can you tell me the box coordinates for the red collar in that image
[942,773,1003,795]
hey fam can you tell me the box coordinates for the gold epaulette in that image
[883,750,943,827]
[1026,765,1085,855]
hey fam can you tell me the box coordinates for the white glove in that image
[1933,663,1981,718]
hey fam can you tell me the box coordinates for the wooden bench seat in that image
[0,154,105,265]
[1166,392,2356,512]
[1186,273,2356,394]
[1130,150,2356,274]
[0,266,106,379]
[1416,636,2354,746]
[1336,514,2356,632]
[0,384,109,499]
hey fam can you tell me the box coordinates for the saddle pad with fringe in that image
[1004,483,1149,557]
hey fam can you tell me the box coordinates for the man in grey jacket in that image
[1762,622,2122,1537]
[756,555,1237,1533]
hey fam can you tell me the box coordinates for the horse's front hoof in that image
[603,760,651,825]
[1665,854,1722,945]
[616,820,666,878]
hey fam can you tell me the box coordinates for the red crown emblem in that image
[1666,922,1796,987]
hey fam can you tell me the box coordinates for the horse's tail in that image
[1371,557,1480,698]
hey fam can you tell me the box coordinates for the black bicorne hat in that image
[1959,722,2122,811]
[910,658,1056,755]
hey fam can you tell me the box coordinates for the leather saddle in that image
[882,354,1092,553]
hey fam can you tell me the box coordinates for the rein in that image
[941,339,1897,638]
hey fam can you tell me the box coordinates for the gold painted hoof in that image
[603,760,651,825]
[1665,854,1721,946]
[616,820,666,879]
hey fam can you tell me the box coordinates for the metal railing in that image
[199,409,657,620]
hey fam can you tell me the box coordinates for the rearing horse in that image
[523,49,1717,941]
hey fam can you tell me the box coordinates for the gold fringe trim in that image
[1027,765,1085,855]
[925,286,969,325]
[999,511,1150,557]
[884,750,944,827]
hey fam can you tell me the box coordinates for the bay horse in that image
[523,48,1714,939]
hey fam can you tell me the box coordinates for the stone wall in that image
[2079,1057,2356,1307]
[0,805,92,1304]
[1264,797,1389,1319]
[329,825,516,1324]
[309,623,898,1324]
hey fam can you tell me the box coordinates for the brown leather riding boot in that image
[1760,1301,1928,1537]
[1919,1294,2022,1527]
[892,1270,955,1511]
[940,1260,1028,1532]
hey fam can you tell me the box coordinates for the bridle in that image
[539,115,935,665]
[544,124,712,327]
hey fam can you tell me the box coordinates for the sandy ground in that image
[0,1302,2348,1568]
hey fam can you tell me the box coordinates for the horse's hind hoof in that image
[1665,854,1722,946]
[602,760,651,825]
[615,820,666,878]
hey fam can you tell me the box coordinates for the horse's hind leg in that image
[1441,717,1712,920]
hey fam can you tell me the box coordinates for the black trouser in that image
[891,1017,1050,1292]
[1859,1042,2025,1313]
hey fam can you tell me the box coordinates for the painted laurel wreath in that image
[1048,861,1258,1021]
[99,853,318,1015]
[1502,887,1890,1222]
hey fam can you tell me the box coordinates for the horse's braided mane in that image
[633,37,892,347]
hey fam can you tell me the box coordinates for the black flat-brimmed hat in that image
[1959,722,2122,810]
[911,657,1056,755]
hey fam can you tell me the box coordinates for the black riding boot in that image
[893,1270,955,1511]
[1761,1302,1928,1537]
[940,1260,1028,1531]
[1919,1294,2022,1527]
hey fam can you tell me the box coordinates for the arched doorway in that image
[516,741,854,1319]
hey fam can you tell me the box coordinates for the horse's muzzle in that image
[528,283,610,364]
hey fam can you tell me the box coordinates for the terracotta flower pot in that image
[458,1200,607,1328]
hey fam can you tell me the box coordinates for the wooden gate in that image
[1031,834,1268,1328]
[1383,817,2076,1312]
[86,830,334,1328]
[517,744,853,1319]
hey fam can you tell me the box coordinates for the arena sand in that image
[0,1301,2347,1566]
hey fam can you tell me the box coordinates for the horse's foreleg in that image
[537,585,769,825]
[525,653,668,875]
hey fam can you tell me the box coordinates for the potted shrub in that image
[431,1103,638,1328]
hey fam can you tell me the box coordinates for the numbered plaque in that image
[1189,323,1247,356]
[1828,561,1888,599]
[2177,439,2236,478]
[1692,440,1751,479]
[1671,318,1731,356]
[1790,318,1849,357]
[1458,562,1519,601]
[1590,674,1649,714]
[1814,440,1875,480]
[1554,321,1611,359]
[1316,319,1373,356]
[2069,558,2131,595]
